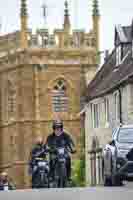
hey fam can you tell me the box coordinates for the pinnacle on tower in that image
[20,0,28,48]
[63,0,71,32]
[92,0,100,63]
[92,0,100,16]
[21,0,27,17]
[64,0,69,17]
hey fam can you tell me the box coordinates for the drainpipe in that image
[118,88,122,124]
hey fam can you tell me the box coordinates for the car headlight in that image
[116,164,121,169]
[116,157,126,169]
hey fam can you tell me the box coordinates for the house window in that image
[132,40,133,58]
[52,80,68,112]
[105,98,109,123]
[114,92,120,121]
[116,45,121,66]
[91,103,99,128]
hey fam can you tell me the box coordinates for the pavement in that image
[0,186,133,200]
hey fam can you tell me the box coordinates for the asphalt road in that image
[0,187,133,200]
[123,181,133,188]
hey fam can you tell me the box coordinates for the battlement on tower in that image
[0,28,96,56]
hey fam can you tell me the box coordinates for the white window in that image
[132,40,133,58]
[116,45,121,66]
[91,103,99,128]
[105,98,109,123]
[52,80,68,112]
[114,92,120,121]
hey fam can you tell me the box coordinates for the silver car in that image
[102,125,133,186]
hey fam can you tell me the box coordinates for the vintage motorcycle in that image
[52,146,69,188]
[32,150,50,188]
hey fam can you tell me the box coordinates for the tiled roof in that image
[87,47,133,101]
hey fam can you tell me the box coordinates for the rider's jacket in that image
[46,131,75,156]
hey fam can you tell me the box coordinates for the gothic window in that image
[38,35,42,46]
[41,35,48,47]
[92,38,96,47]
[52,80,68,112]
[7,80,16,120]
[87,41,90,47]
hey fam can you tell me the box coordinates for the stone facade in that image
[0,0,100,188]
[0,47,98,188]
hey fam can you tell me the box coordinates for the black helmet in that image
[52,120,63,130]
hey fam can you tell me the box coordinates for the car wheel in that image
[112,175,123,186]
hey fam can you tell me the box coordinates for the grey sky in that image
[0,0,133,52]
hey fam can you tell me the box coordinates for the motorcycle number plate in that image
[59,158,65,162]
[38,161,46,167]
[4,186,9,191]
[58,148,65,154]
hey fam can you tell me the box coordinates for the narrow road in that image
[0,187,133,200]
[123,181,133,188]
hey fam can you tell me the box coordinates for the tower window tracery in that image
[52,79,68,112]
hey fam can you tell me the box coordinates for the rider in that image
[46,119,76,182]
[29,136,48,188]
[0,172,15,191]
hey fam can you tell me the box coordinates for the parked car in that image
[102,124,133,186]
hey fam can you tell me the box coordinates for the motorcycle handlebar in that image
[47,146,76,154]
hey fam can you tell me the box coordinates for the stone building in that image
[0,0,100,188]
[83,20,133,185]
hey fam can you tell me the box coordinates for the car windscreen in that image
[117,128,133,143]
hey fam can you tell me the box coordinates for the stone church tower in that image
[0,0,100,188]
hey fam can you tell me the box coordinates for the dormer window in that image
[116,45,121,66]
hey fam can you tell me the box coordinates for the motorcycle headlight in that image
[38,161,46,167]
[58,148,65,154]
[116,163,121,169]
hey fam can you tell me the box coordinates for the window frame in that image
[114,91,120,121]
[116,45,122,66]
[91,103,100,128]
[52,80,68,113]
[104,98,109,123]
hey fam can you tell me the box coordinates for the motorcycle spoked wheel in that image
[34,171,49,188]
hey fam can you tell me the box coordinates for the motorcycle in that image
[52,147,69,188]
[32,151,50,188]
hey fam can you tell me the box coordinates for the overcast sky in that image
[0,0,133,52]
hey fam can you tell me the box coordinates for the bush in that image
[71,157,85,187]
[70,128,86,187]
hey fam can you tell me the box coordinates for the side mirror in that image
[109,140,115,146]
